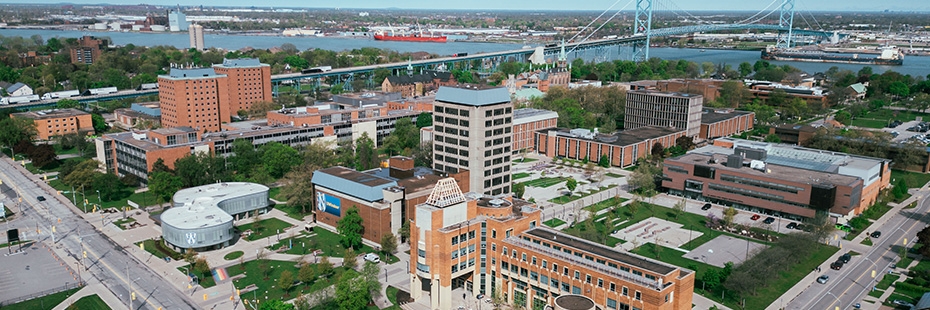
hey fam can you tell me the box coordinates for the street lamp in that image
[96,190,101,205]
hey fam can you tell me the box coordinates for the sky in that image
[28,0,929,11]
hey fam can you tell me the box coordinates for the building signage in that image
[186,232,196,245]
[316,192,341,217]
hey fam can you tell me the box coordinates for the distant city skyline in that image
[20,0,930,12]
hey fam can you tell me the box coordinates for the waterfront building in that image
[70,36,109,65]
[162,182,270,250]
[625,90,703,137]
[168,10,188,32]
[189,23,205,50]
[12,108,94,140]
[536,127,686,168]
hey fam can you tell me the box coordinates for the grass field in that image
[231,259,354,303]
[237,218,294,241]
[605,173,624,178]
[583,197,628,213]
[850,118,892,128]
[68,294,111,310]
[267,227,398,263]
[513,158,537,163]
[177,266,216,288]
[543,218,566,228]
[273,204,307,221]
[876,273,901,290]
[548,185,617,204]
[520,177,566,188]
[225,251,244,260]
[112,217,136,230]
[892,170,930,189]
[136,239,182,260]
[48,179,159,212]
[1,287,82,310]
[512,172,531,180]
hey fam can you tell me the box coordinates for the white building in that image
[168,10,188,32]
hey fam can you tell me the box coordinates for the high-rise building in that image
[432,85,513,195]
[189,24,205,50]
[168,10,188,32]
[157,67,230,132]
[70,36,109,65]
[625,90,703,137]
[212,58,272,115]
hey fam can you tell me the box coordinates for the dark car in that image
[763,217,776,224]
[830,260,844,270]
[871,231,882,238]
[786,222,798,229]
[840,253,851,264]
[36,196,46,202]
[795,223,806,231]
[701,203,712,211]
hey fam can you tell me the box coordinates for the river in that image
[2,28,929,77]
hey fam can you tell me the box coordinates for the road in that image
[0,157,198,310]
[788,194,929,310]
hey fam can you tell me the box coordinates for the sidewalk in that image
[50,283,125,310]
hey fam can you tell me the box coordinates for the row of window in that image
[501,260,643,300]
[434,106,470,117]
[484,107,512,117]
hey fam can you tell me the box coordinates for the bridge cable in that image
[567,0,636,54]
[660,0,709,24]
[567,0,628,43]
[734,0,780,25]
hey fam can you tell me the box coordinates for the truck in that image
[1,95,41,105]
[301,66,333,74]
[136,83,159,91]
[83,87,118,96]
[40,90,81,100]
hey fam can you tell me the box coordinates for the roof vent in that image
[488,199,505,207]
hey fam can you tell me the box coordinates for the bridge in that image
[6,0,835,109]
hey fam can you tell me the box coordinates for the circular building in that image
[161,182,270,250]
[553,295,596,310]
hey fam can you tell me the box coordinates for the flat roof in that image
[524,228,678,275]
[435,85,511,107]
[668,152,861,187]
[545,126,684,147]
[215,58,266,68]
[312,167,398,202]
[159,200,233,229]
[701,109,753,124]
[629,89,703,100]
[514,108,559,125]
[162,68,223,79]
[173,182,270,205]
[12,108,89,120]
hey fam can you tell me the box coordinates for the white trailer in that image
[41,90,81,100]
[84,87,118,96]
[4,95,41,104]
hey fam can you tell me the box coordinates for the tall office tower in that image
[212,58,272,115]
[433,85,513,195]
[157,68,230,132]
[625,90,703,137]
[189,24,205,50]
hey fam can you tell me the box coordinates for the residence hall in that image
[409,178,694,310]
[310,156,470,245]
[12,108,94,140]
[662,138,891,222]
[535,127,686,168]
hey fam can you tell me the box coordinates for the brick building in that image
[211,58,272,115]
[114,103,161,130]
[71,36,109,65]
[264,104,419,147]
[95,127,212,181]
[653,79,724,103]
[699,109,755,140]
[408,179,695,310]
[157,67,230,132]
[625,90,703,137]
[536,127,686,168]
[768,124,817,145]
[12,109,94,140]
[513,108,559,153]
[382,71,456,98]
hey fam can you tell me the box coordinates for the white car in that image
[364,253,381,263]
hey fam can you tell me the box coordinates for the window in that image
[574,271,580,280]
[521,253,526,261]
[585,274,591,284]
[635,291,641,300]
[541,260,547,269]
[597,278,603,288]
[622,287,628,296]
[492,229,497,238]
[607,299,617,309]
[609,283,616,291]
[492,244,497,252]
[452,236,458,245]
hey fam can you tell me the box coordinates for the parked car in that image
[786,222,798,229]
[364,253,381,263]
[36,196,46,202]
[795,223,806,231]
[750,214,761,221]
[701,203,712,211]
[840,253,851,264]
[892,300,914,307]
[763,217,776,224]
[871,231,882,238]
[817,275,829,284]
[830,260,844,270]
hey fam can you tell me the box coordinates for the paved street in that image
[0,156,199,310]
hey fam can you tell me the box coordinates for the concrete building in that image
[264,104,419,147]
[433,85,513,195]
[162,182,270,250]
[513,108,559,153]
[114,102,161,130]
[625,90,703,137]
[158,67,230,132]
[12,109,94,140]
[168,10,188,31]
[70,36,109,65]
[699,108,755,140]
[212,58,271,115]
[96,127,211,181]
[408,179,695,310]
[310,156,470,245]
[536,127,686,168]
[189,23,205,50]
[662,138,891,221]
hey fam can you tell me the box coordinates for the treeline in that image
[529,86,626,132]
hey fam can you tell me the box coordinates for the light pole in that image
[96,190,101,206]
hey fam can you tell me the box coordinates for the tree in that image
[260,142,301,179]
[151,158,172,174]
[337,207,364,250]
[764,134,782,143]
[598,154,610,168]
[917,225,930,258]
[148,171,183,205]
[91,113,107,133]
[278,270,295,297]
[381,232,397,255]
[565,178,578,194]
[673,198,686,219]
[354,132,379,171]
[628,160,660,197]
[411,141,433,168]
[298,263,316,287]
[92,172,127,201]
[381,117,419,156]
[58,132,89,157]
[194,257,211,280]
[416,112,432,128]
[889,81,910,99]
[56,99,80,109]
[317,256,334,278]
[398,221,410,244]
[62,159,101,190]
[29,144,57,168]
[335,272,369,310]
[258,300,295,310]
[0,117,37,155]
[343,248,357,269]
[722,207,738,227]
[833,110,851,125]
[512,182,526,199]
[248,101,279,118]
[360,260,382,296]
[650,142,665,159]
[738,62,753,77]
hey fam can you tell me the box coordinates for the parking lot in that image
[883,119,930,144]
[0,242,79,303]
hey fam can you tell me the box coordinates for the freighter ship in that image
[373,24,447,43]
[761,45,903,66]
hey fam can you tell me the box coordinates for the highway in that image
[0,157,198,310]
[788,194,929,310]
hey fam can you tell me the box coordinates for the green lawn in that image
[49,179,159,212]
[268,227,374,258]
[512,172,531,180]
[849,118,891,128]
[273,203,308,221]
[267,187,288,202]
[876,273,901,290]
[68,294,111,310]
[237,218,294,241]
[225,251,244,260]
[1,287,82,310]
[583,197,628,213]
[135,239,182,260]
[548,185,617,204]
[861,238,874,246]
[177,266,216,288]
[543,218,566,228]
[112,217,136,230]
[605,173,624,178]
[892,169,930,189]
[0,240,32,249]
[232,259,354,303]
[520,177,566,188]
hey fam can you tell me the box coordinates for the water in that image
[3,28,929,77]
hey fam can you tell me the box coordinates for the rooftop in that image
[629,89,702,99]
[163,67,222,79]
[704,138,889,174]
[435,85,511,107]
[312,166,398,202]
[514,108,559,125]
[12,108,88,120]
[172,182,270,206]
[215,58,265,68]
[546,126,684,147]
[668,152,861,187]
[523,228,678,275]
[701,108,753,124]
[164,182,269,229]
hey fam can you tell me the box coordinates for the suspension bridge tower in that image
[776,0,795,48]
[632,0,653,62]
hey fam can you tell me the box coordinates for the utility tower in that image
[776,0,795,48]
[632,0,653,62]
